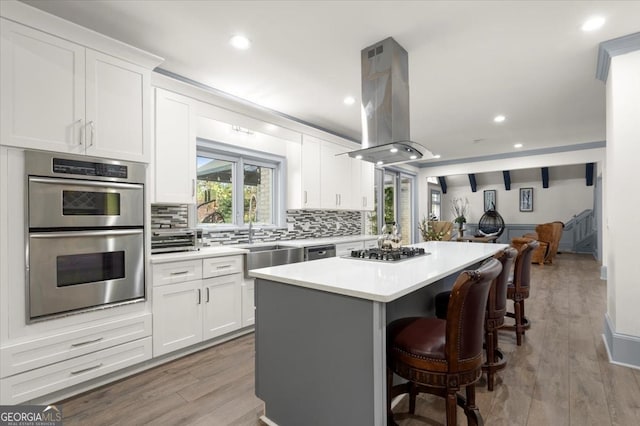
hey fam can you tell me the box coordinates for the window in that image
[371,168,416,244]
[430,189,441,220]
[196,143,283,228]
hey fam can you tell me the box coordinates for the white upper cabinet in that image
[0,13,160,162]
[301,135,322,209]
[350,159,375,211]
[320,141,352,209]
[153,88,196,204]
[84,50,149,161]
[1,20,85,154]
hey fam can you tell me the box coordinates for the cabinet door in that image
[153,88,196,203]
[242,279,255,327]
[152,281,203,356]
[301,135,321,208]
[335,241,364,257]
[85,49,149,162]
[320,142,351,209]
[0,19,85,153]
[202,274,242,340]
[361,161,375,211]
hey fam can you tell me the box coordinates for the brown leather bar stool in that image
[503,240,539,346]
[433,247,518,391]
[482,247,517,391]
[387,258,502,426]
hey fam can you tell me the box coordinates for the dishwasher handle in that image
[304,244,336,261]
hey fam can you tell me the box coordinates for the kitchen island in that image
[249,241,508,426]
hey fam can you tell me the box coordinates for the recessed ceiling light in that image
[514,143,523,148]
[390,147,398,153]
[582,16,605,32]
[230,35,251,50]
[493,115,506,123]
[434,154,441,159]
[409,155,417,160]
[355,154,363,160]
[343,96,356,105]
[376,161,384,165]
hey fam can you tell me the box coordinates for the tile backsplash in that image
[150,205,366,245]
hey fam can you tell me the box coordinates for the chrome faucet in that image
[248,194,257,243]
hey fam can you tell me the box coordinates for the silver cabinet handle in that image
[88,121,95,147]
[71,337,103,347]
[192,179,196,197]
[206,287,210,303]
[338,194,342,205]
[216,265,231,269]
[70,363,103,375]
[304,190,308,204]
[76,119,84,145]
[170,271,189,275]
[197,289,201,304]
[336,194,339,206]
[363,197,366,208]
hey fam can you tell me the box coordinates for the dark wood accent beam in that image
[468,173,477,192]
[438,176,447,194]
[586,163,595,186]
[502,170,511,191]
[541,167,549,188]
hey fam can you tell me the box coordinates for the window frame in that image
[373,166,417,243]
[196,138,286,230]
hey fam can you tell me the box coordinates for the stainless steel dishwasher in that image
[304,244,336,261]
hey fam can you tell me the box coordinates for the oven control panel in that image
[53,158,128,178]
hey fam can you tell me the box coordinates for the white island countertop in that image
[249,241,509,302]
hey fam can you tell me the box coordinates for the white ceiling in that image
[19,0,640,165]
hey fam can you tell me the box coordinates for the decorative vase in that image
[458,223,464,238]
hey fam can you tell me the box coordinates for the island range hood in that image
[348,37,433,164]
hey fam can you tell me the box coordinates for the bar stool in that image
[434,247,517,391]
[503,240,539,345]
[482,247,517,390]
[386,259,502,426]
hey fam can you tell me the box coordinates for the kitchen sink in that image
[244,245,304,277]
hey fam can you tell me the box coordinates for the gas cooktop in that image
[348,247,430,262]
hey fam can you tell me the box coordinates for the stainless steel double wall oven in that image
[26,151,146,320]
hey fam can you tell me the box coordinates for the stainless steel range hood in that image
[348,37,433,164]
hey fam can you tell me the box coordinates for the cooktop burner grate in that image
[347,247,430,262]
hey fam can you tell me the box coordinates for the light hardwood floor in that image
[58,253,640,425]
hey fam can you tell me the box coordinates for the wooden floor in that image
[58,253,640,426]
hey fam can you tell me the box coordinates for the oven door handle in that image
[29,177,143,190]
[29,229,143,238]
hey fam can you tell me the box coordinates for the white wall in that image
[422,165,594,225]
[605,49,640,338]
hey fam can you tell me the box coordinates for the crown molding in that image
[596,32,640,82]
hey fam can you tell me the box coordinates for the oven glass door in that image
[28,177,144,229]
[28,229,144,319]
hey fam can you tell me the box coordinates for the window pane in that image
[196,156,233,224]
[383,172,396,226]
[244,164,273,225]
[431,189,441,220]
[399,177,412,244]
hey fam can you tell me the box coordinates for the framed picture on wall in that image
[483,190,496,211]
[519,187,534,212]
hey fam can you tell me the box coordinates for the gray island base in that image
[251,241,508,426]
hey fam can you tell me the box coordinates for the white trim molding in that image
[603,313,640,370]
[596,32,640,82]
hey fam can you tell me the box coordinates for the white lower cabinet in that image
[152,255,246,357]
[203,275,243,339]
[152,280,204,356]
[335,241,365,257]
[0,337,151,405]
[242,279,255,327]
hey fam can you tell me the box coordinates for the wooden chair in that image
[482,247,517,391]
[387,259,502,426]
[503,240,539,345]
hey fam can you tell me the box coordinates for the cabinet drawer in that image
[152,259,202,286]
[0,314,151,378]
[0,337,152,405]
[335,241,364,257]
[363,239,378,250]
[202,255,242,278]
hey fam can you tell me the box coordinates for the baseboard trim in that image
[259,415,279,426]
[603,313,640,370]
